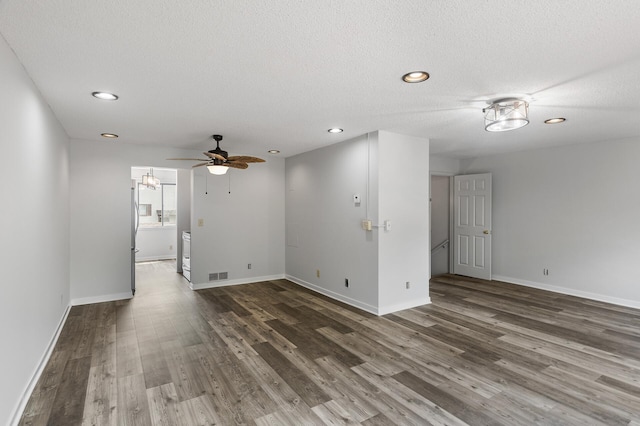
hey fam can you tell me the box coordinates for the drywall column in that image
[376,131,431,314]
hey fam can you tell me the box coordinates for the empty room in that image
[1,1,639,425]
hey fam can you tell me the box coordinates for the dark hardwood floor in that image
[19,262,640,425]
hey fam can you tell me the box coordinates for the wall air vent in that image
[209,272,228,281]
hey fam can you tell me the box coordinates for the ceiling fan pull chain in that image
[228,172,231,194]
[205,170,208,195]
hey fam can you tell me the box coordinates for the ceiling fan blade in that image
[192,162,210,168]
[224,162,249,169]
[167,158,208,161]
[203,152,226,161]
[227,155,265,163]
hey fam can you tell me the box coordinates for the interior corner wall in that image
[461,138,640,307]
[189,157,285,288]
[377,131,431,314]
[0,35,70,425]
[285,134,379,312]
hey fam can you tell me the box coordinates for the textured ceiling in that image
[1,0,639,158]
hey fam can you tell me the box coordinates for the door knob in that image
[483,230,490,234]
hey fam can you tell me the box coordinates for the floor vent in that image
[209,272,228,281]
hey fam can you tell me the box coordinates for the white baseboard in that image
[135,256,176,262]
[10,304,71,426]
[285,275,379,315]
[71,292,132,306]
[493,275,640,310]
[190,274,286,291]
[378,297,432,316]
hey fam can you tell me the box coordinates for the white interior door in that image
[453,173,492,280]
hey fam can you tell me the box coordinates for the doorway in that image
[131,167,178,293]
[430,174,451,276]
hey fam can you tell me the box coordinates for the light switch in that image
[384,220,391,231]
[353,194,361,205]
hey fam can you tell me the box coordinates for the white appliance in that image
[182,231,191,282]
[131,179,139,295]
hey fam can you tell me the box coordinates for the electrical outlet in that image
[543,268,549,276]
[406,281,410,289]
[316,269,320,278]
[345,278,349,288]
[198,218,204,227]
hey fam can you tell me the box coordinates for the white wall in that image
[71,139,285,302]
[430,155,461,175]
[461,138,640,307]
[285,131,431,315]
[285,134,379,311]
[377,131,431,314]
[135,227,177,261]
[0,35,70,425]
[190,156,285,288]
[69,141,204,304]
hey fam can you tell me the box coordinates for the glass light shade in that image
[207,165,229,175]
[484,100,529,132]
[142,169,159,189]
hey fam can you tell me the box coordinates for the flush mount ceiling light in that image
[483,98,529,132]
[207,165,229,175]
[142,168,160,189]
[268,149,280,154]
[544,117,566,124]
[328,128,343,133]
[402,71,430,83]
[101,133,118,138]
[92,91,119,101]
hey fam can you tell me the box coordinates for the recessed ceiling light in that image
[92,91,118,100]
[402,71,430,83]
[544,117,566,124]
[328,128,343,133]
[268,149,280,154]
[101,133,119,138]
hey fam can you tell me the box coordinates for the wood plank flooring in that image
[19,263,640,425]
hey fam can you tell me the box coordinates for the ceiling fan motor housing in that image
[209,134,228,161]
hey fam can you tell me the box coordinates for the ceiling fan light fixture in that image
[483,99,529,132]
[207,165,229,175]
[92,91,118,101]
[402,71,430,83]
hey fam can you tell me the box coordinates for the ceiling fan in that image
[168,134,265,175]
